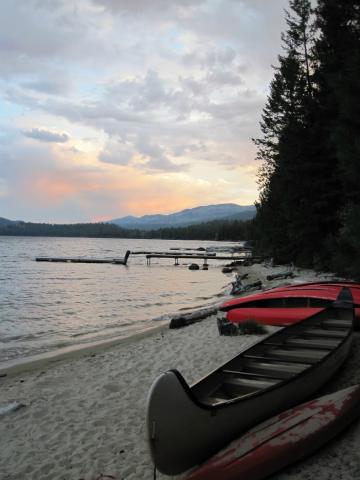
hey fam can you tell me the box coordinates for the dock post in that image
[124,250,131,265]
[175,257,179,266]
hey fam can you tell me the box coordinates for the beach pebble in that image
[103,383,120,393]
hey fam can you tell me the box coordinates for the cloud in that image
[99,135,190,173]
[91,0,205,17]
[172,142,206,157]
[0,0,292,221]
[0,178,9,197]
[206,69,244,86]
[182,46,238,69]
[21,77,71,95]
[98,141,134,166]
[22,128,70,143]
[0,132,247,222]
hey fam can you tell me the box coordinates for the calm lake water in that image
[0,237,240,363]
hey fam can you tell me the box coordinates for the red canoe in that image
[186,384,360,480]
[220,282,360,326]
[269,281,360,300]
[226,307,324,326]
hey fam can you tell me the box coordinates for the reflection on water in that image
[0,237,239,362]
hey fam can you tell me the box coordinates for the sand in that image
[0,263,359,480]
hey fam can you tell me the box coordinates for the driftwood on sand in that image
[169,307,218,329]
[266,264,295,281]
[230,273,262,295]
[266,271,295,281]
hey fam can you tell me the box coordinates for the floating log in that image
[170,247,206,251]
[132,251,215,256]
[36,250,131,265]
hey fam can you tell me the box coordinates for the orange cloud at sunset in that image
[20,164,243,220]
[31,175,78,204]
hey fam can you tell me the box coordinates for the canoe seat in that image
[321,319,352,329]
[200,389,256,406]
[200,396,228,406]
[243,353,316,365]
[302,328,347,339]
[246,360,309,374]
[264,338,340,350]
[221,369,286,381]
[268,347,327,363]
[285,338,341,349]
[264,336,341,349]
[224,376,277,390]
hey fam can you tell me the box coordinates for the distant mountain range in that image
[109,203,256,230]
[0,217,20,225]
[0,204,256,231]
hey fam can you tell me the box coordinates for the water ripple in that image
[0,236,236,362]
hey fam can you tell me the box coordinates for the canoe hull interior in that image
[146,299,354,475]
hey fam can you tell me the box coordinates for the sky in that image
[0,0,289,223]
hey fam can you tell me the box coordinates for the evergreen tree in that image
[254,0,317,265]
[314,1,360,276]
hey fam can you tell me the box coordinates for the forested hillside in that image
[0,218,253,242]
[253,0,360,278]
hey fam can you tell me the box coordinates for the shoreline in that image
[0,259,290,375]
[0,323,169,378]
[0,298,225,376]
[0,242,234,367]
[1,263,358,480]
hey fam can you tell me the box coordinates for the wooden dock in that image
[131,251,216,256]
[36,251,131,265]
[36,257,122,264]
[145,254,265,266]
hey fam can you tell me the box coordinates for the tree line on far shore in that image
[253,0,360,279]
[0,218,255,242]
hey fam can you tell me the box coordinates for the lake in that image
[0,236,240,363]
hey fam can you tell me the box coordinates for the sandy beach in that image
[1,263,359,480]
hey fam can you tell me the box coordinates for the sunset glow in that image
[0,0,289,222]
